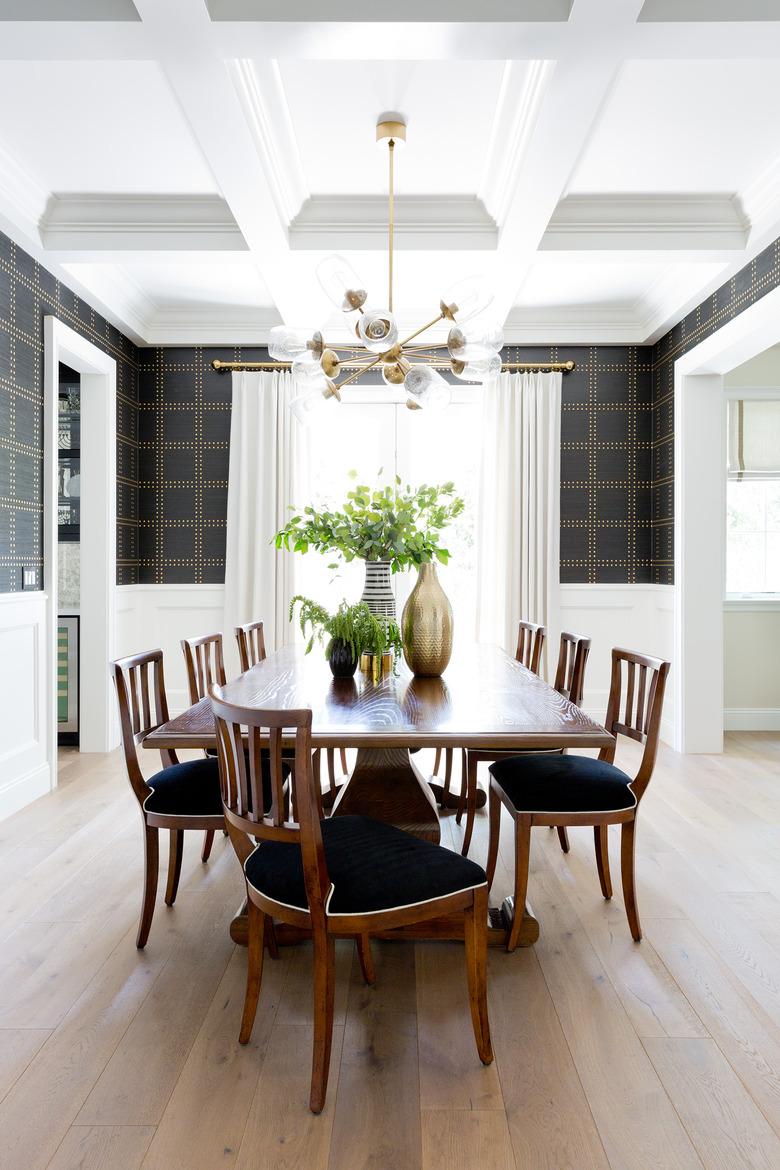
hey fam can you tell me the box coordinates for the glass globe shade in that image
[447,321,503,362]
[358,307,399,354]
[316,254,367,313]
[268,326,320,363]
[441,275,494,324]
[451,352,501,382]
[404,364,451,410]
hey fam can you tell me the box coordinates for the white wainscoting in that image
[117,582,677,741]
[559,583,675,745]
[0,591,50,819]
[116,584,230,714]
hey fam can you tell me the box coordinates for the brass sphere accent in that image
[383,361,406,384]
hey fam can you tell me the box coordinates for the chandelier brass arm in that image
[211,358,576,374]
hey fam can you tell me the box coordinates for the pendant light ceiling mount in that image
[269,115,502,425]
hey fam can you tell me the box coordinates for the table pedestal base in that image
[330,745,441,842]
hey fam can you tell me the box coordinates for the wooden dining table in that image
[143,642,614,948]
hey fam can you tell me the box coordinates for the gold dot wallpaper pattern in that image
[0,230,139,593]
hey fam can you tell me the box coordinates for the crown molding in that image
[140,307,282,346]
[541,194,748,252]
[0,139,48,235]
[40,194,247,251]
[289,194,497,250]
[228,58,308,227]
[503,305,648,344]
[479,59,554,227]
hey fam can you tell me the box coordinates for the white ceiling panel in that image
[570,60,780,199]
[115,259,275,310]
[275,60,508,196]
[0,61,217,196]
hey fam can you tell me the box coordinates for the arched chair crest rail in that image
[209,687,494,1114]
[234,618,348,799]
[485,647,670,952]
[112,649,225,948]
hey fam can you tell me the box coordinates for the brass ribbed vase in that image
[401,562,453,677]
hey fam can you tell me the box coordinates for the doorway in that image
[44,317,117,788]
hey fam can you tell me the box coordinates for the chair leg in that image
[506,816,532,954]
[356,934,375,985]
[137,824,159,949]
[239,899,266,1044]
[201,828,215,863]
[312,748,322,786]
[265,918,280,960]
[326,749,337,794]
[432,747,442,777]
[310,931,336,1115]
[621,819,642,941]
[455,748,468,823]
[557,826,570,853]
[340,748,348,775]
[594,824,612,899]
[464,885,493,1065]
[460,751,479,858]
[164,828,184,907]
[485,783,501,891]
[442,749,453,797]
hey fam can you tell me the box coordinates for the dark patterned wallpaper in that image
[138,343,653,585]
[0,230,139,592]
[651,235,780,585]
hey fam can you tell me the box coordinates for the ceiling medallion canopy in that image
[268,114,503,425]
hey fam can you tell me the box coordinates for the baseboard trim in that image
[724,708,780,731]
[0,761,51,822]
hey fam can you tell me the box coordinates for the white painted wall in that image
[0,592,50,819]
[724,605,780,729]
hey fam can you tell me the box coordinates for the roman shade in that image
[727,398,780,480]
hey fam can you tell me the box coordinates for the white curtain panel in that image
[475,370,562,676]
[224,371,309,654]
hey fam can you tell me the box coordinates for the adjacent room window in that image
[726,397,780,596]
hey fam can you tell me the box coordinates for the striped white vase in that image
[360,559,396,618]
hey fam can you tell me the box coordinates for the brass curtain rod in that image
[211,359,576,374]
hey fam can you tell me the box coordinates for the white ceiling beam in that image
[128,0,301,324]
[41,194,247,252]
[289,194,497,251]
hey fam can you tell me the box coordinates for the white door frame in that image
[44,316,117,785]
[674,283,780,752]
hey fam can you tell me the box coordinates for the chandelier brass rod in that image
[211,359,576,374]
[388,138,395,313]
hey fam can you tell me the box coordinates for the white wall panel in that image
[0,592,50,820]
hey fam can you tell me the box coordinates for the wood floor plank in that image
[538,827,709,1039]
[75,888,236,1126]
[487,947,610,1170]
[141,947,288,1170]
[416,942,503,1111]
[421,1109,516,1170]
[0,1028,51,1102]
[235,1023,345,1170]
[643,1037,780,1170]
[0,930,171,1170]
[531,862,706,1170]
[46,1125,156,1170]
[274,939,354,1028]
[645,917,780,1133]
[328,942,421,1170]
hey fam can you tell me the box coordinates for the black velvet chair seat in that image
[489,753,637,814]
[144,756,288,819]
[245,815,487,916]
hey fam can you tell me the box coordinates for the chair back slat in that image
[235,620,267,673]
[553,631,591,707]
[601,648,670,798]
[112,650,177,805]
[209,690,331,919]
[182,633,227,704]
[515,620,546,675]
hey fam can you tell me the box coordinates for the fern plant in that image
[289,596,403,680]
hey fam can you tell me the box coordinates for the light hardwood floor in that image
[1,734,779,1170]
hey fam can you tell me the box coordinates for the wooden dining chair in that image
[182,631,228,861]
[234,617,348,801]
[485,647,670,951]
[433,619,549,815]
[112,650,225,948]
[209,688,494,1114]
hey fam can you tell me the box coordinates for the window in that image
[293,386,483,633]
[726,396,780,597]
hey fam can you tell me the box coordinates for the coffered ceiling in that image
[1,0,780,345]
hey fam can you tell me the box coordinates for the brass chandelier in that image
[268,115,503,424]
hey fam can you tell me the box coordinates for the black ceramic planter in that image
[328,639,359,678]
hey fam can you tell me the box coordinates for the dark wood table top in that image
[144,643,613,752]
